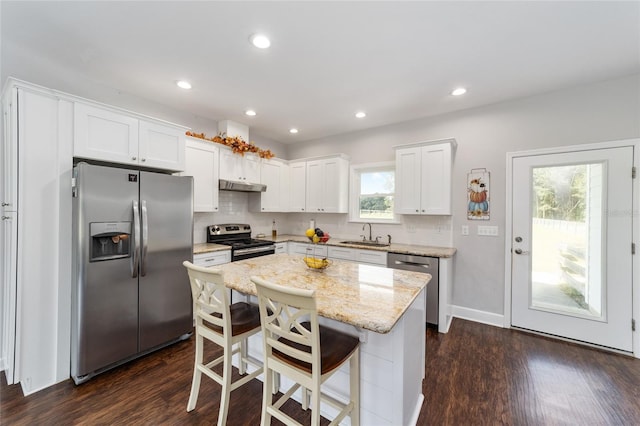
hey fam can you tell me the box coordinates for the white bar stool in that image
[183,261,263,426]
[251,276,360,426]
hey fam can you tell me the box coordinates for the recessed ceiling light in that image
[289,128,299,134]
[245,110,257,116]
[451,87,467,96]
[176,80,192,90]
[250,34,271,49]
[355,111,366,118]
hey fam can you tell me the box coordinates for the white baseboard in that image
[449,305,505,328]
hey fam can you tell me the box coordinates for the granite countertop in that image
[258,234,457,258]
[218,253,430,334]
[193,243,231,255]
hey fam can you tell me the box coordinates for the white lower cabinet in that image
[275,242,288,254]
[328,246,387,266]
[193,251,231,267]
[289,242,328,258]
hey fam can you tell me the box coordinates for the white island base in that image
[236,288,426,426]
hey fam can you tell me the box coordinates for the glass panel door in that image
[530,163,604,319]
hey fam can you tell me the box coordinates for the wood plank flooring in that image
[2,319,639,425]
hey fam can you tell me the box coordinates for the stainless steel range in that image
[207,224,275,261]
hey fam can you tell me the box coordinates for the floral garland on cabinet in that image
[186,131,275,159]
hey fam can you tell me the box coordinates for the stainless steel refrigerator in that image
[71,162,193,384]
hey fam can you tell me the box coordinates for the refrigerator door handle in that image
[141,200,148,276]
[132,200,140,278]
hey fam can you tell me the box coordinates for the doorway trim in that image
[504,138,640,358]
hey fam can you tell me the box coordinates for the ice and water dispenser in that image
[90,222,131,262]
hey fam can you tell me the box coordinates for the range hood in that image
[219,179,267,192]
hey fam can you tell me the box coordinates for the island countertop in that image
[218,253,430,334]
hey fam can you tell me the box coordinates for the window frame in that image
[349,161,400,224]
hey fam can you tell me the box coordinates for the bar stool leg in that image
[187,333,204,412]
[217,348,233,426]
[350,348,360,426]
[311,384,321,426]
[262,363,274,426]
[239,339,247,375]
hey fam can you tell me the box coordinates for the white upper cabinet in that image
[138,121,186,171]
[305,156,349,213]
[219,148,261,182]
[74,102,186,172]
[249,157,290,212]
[289,161,307,212]
[183,137,219,212]
[395,139,455,215]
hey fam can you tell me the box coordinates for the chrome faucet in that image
[363,223,372,241]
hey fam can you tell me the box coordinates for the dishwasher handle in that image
[392,259,433,269]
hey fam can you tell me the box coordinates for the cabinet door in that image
[2,88,17,212]
[259,159,282,212]
[395,147,422,215]
[193,251,231,267]
[355,249,387,265]
[184,139,219,212]
[138,121,185,171]
[74,103,138,166]
[420,143,452,214]
[327,246,356,261]
[322,157,348,213]
[275,242,288,254]
[290,162,307,212]
[219,149,243,181]
[243,154,261,183]
[1,211,17,384]
[306,159,324,212]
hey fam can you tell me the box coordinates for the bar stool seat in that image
[273,321,359,375]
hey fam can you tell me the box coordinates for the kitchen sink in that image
[340,240,390,247]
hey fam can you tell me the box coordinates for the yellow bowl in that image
[303,257,330,270]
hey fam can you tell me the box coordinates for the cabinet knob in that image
[301,208,305,211]
[132,156,137,160]
[422,209,425,212]
[415,209,419,212]
[141,158,146,162]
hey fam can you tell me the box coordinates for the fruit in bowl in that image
[304,257,330,270]
[306,227,330,243]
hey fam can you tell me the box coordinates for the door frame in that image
[504,138,640,358]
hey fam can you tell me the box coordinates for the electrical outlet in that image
[407,223,416,233]
[461,225,469,236]
[477,225,499,236]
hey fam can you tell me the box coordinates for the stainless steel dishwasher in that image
[387,253,439,325]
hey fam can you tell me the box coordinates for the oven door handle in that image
[234,245,275,256]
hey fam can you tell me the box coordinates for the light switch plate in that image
[477,225,499,236]
[461,225,469,236]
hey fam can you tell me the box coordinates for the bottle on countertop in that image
[272,220,277,239]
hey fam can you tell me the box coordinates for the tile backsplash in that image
[194,190,453,247]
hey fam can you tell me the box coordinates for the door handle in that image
[132,201,140,278]
[140,200,148,277]
[514,248,530,255]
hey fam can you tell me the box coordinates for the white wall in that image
[286,74,640,316]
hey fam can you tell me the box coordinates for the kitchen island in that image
[219,253,430,426]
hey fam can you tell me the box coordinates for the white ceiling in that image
[2,1,639,143]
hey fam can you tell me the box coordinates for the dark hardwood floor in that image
[2,319,639,425]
